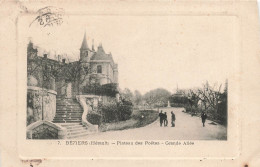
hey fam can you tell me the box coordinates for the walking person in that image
[201,112,207,127]
[171,111,176,127]
[163,112,168,127]
[159,110,164,127]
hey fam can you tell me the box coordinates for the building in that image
[26,32,120,139]
[79,32,118,85]
[27,31,119,98]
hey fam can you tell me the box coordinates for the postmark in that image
[30,6,64,27]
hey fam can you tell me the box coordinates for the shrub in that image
[87,112,102,125]
[99,100,133,123]
[83,83,119,97]
[117,103,133,121]
[99,109,158,132]
[100,102,118,123]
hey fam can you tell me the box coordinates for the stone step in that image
[56,109,83,112]
[56,107,82,110]
[53,117,81,121]
[60,126,85,130]
[56,108,82,110]
[57,101,79,103]
[55,111,83,114]
[66,127,87,132]
[52,120,82,123]
[57,123,81,126]
[56,108,83,112]
[54,118,81,120]
[55,114,82,117]
[65,126,86,131]
[56,106,82,109]
[54,114,82,117]
[56,111,83,113]
[55,114,83,116]
[56,101,77,103]
[67,131,93,139]
[53,118,81,121]
[56,123,85,128]
[56,103,81,107]
[66,128,89,135]
[54,117,82,119]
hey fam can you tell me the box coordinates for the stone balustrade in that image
[76,95,99,132]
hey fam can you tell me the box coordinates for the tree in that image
[143,88,171,108]
[181,89,199,114]
[120,88,134,102]
[196,81,223,113]
[133,90,142,106]
[183,81,227,124]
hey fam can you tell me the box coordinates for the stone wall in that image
[27,120,67,139]
[27,86,57,126]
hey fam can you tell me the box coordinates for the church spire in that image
[80,31,89,50]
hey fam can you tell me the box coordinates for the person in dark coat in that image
[171,111,176,127]
[159,110,164,127]
[163,112,168,127]
[201,112,207,127]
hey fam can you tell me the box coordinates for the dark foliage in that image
[83,83,119,97]
[169,95,188,106]
[99,100,133,123]
[87,112,102,125]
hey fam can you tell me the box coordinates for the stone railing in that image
[76,95,99,132]
[26,120,67,139]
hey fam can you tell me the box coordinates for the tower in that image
[27,40,38,59]
[113,64,118,83]
[80,31,91,62]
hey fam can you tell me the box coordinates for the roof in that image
[80,31,89,50]
[90,45,114,63]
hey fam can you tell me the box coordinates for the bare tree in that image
[196,81,223,113]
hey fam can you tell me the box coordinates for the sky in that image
[24,14,236,94]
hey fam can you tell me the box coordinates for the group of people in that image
[158,110,208,127]
[159,111,176,127]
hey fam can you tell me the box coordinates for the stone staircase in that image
[58,123,95,139]
[52,97,94,139]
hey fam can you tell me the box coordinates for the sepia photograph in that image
[25,8,230,140]
[2,1,260,166]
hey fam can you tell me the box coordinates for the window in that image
[97,65,102,73]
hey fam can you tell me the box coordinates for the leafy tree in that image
[120,88,134,102]
[133,90,143,106]
[143,88,171,108]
